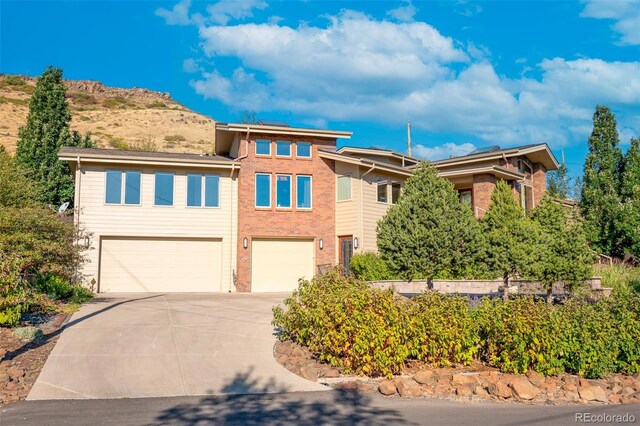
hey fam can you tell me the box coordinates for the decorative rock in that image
[456,384,474,397]
[611,384,623,394]
[413,371,436,386]
[488,381,512,399]
[562,383,578,393]
[0,371,9,383]
[526,370,545,387]
[579,378,592,388]
[474,385,489,397]
[378,380,397,396]
[6,367,25,380]
[396,378,423,397]
[578,386,608,402]
[510,377,541,400]
[564,391,579,402]
[452,373,477,385]
[299,365,318,382]
[609,394,622,404]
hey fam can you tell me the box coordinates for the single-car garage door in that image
[99,237,222,292]
[251,238,315,292]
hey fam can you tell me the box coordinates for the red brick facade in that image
[472,174,497,218]
[235,134,337,292]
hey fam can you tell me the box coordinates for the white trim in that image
[153,172,175,207]
[255,173,272,208]
[255,139,271,157]
[275,173,292,209]
[296,175,312,210]
[104,169,142,206]
[185,173,221,209]
[124,170,142,206]
[296,142,312,159]
[275,141,292,158]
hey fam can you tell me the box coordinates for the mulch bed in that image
[274,340,640,405]
[0,313,68,406]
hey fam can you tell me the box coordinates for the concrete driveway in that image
[28,293,327,400]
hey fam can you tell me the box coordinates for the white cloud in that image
[581,0,640,45]
[182,58,202,73]
[413,142,477,160]
[207,0,267,25]
[387,1,417,23]
[156,0,192,25]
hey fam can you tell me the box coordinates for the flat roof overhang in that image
[318,150,413,177]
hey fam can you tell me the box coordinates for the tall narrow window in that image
[296,142,311,158]
[255,174,271,208]
[105,171,122,204]
[187,174,202,207]
[255,139,271,156]
[391,182,401,204]
[124,171,141,205]
[297,175,312,209]
[276,141,291,157]
[204,175,219,207]
[154,173,174,206]
[337,175,351,201]
[276,174,292,208]
[377,179,388,203]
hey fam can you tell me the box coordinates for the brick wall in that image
[532,163,547,206]
[471,174,496,218]
[235,134,336,292]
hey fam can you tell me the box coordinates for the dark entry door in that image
[339,236,353,276]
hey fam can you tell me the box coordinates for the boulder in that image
[378,380,397,396]
[452,373,477,386]
[488,381,512,399]
[6,367,25,380]
[611,384,623,394]
[299,365,318,382]
[525,370,545,387]
[510,377,541,400]
[609,394,622,404]
[413,371,436,386]
[396,377,423,397]
[456,384,474,397]
[474,385,489,397]
[578,386,608,402]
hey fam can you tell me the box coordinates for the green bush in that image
[349,252,393,281]
[35,273,93,303]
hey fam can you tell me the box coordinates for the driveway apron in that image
[27,293,326,399]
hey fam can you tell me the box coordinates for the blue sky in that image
[2,0,639,176]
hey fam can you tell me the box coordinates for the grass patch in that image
[146,100,167,109]
[164,134,186,142]
[0,75,34,94]
[0,95,28,107]
[67,92,98,106]
[597,264,640,294]
[103,97,135,109]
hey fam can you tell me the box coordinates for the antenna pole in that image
[406,121,412,156]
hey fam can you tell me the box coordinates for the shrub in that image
[13,326,43,342]
[35,273,93,303]
[164,134,186,142]
[598,264,640,294]
[407,292,478,366]
[349,252,393,281]
[146,100,167,109]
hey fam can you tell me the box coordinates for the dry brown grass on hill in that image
[0,74,217,155]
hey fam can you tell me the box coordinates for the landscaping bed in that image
[0,312,68,406]
[275,340,640,405]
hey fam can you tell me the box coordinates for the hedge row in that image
[272,269,640,379]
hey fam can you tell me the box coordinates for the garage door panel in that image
[251,239,315,292]
[100,238,222,293]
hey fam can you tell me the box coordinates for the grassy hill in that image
[0,74,217,155]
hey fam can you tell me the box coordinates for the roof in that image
[318,149,413,177]
[430,143,559,170]
[58,147,239,169]
[337,146,419,165]
[437,165,526,181]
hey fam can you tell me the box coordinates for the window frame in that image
[275,140,292,157]
[459,189,473,208]
[153,172,175,207]
[337,174,352,202]
[296,175,313,210]
[255,173,272,208]
[296,142,312,159]
[255,139,271,157]
[105,169,142,206]
[377,179,389,204]
[275,173,292,209]
[186,173,220,208]
[390,181,402,204]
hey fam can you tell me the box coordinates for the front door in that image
[339,236,353,276]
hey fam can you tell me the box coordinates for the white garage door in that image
[99,237,222,292]
[251,238,315,292]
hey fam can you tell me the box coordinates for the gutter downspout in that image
[359,163,376,253]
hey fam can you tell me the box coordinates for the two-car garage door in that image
[99,237,222,292]
[251,238,315,292]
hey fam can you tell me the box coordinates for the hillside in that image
[0,74,217,155]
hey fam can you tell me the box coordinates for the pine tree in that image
[482,179,542,285]
[617,138,640,257]
[15,67,93,207]
[531,195,594,301]
[580,106,623,256]
[376,162,481,280]
[547,162,569,199]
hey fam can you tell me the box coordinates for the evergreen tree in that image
[15,66,93,206]
[531,195,594,301]
[580,106,623,256]
[482,179,542,285]
[547,162,569,199]
[617,138,640,257]
[377,162,481,280]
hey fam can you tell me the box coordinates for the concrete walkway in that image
[28,293,327,400]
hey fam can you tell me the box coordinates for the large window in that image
[255,173,271,208]
[154,173,174,206]
[377,179,388,203]
[276,174,292,208]
[106,170,141,205]
[276,141,291,157]
[255,139,271,156]
[187,174,220,208]
[337,175,351,201]
[296,175,312,209]
[296,142,311,158]
[391,182,402,204]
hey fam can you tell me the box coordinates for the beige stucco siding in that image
[76,164,237,292]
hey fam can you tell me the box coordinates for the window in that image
[255,139,271,156]
[459,190,472,207]
[255,173,271,208]
[297,175,312,209]
[296,142,311,158]
[276,174,292,208]
[337,175,351,201]
[187,174,220,207]
[377,179,388,203]
[276,141,291,157]
[154,173,174,206]
[391,182,402,204]
[105,170,140,205]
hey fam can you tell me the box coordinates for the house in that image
[59,124,559,293]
